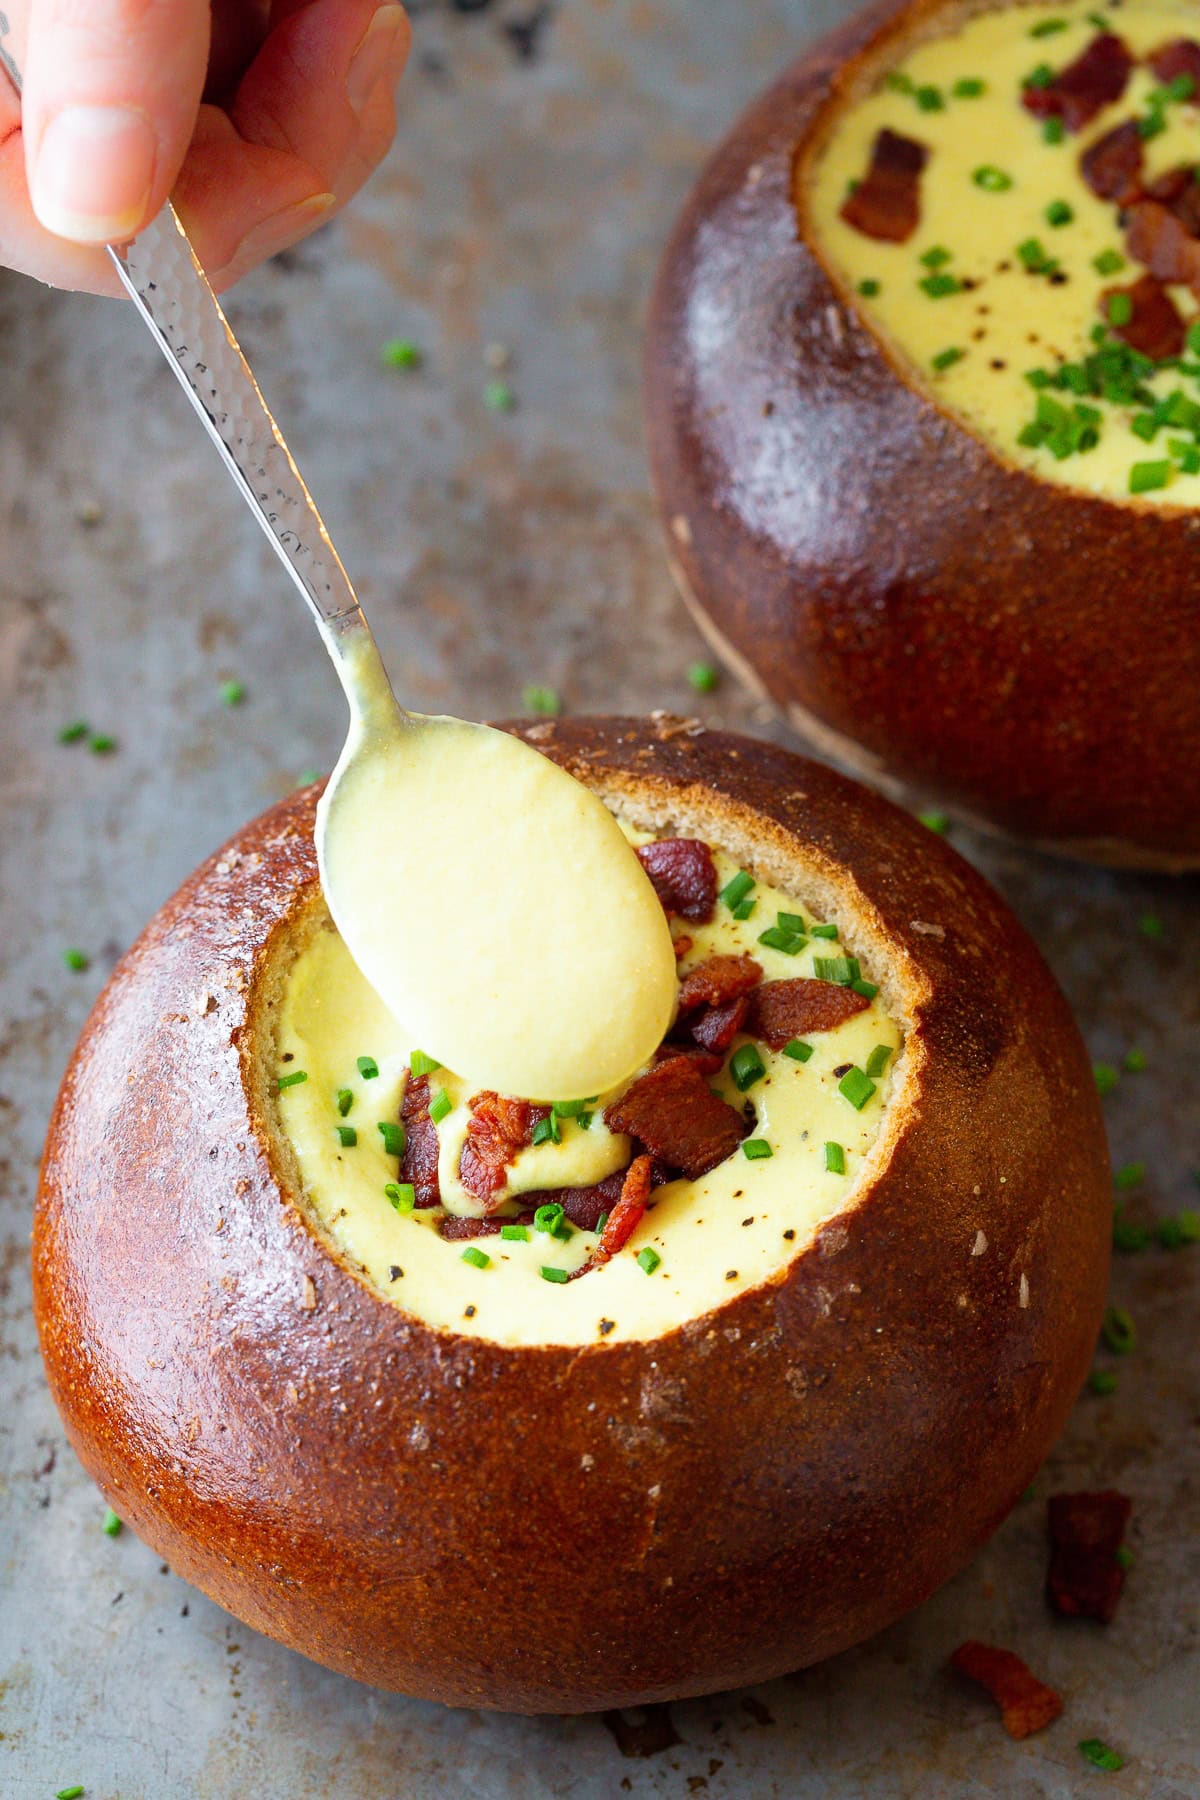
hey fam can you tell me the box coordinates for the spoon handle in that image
[0,18,395,715]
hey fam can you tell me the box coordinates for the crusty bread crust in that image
[643,0,1200,868]
[33,720,1110,1711]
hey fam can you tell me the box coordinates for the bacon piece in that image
[672,934,694,961]
[399,1074,441,1208]
[636,839,717,924]
[1148,38,1200,91]
[437,1213,506,1240]
[606,1057,745,1180]
[653,1041,724,1077]
[1080,118,1143,204]
[949,1643,1063,1740]
[1123,206,1200,302]
[1021,33,1133,132]
[745,978,870,1050]
[1139,166,1200,240]
[1046,1490,1133,1624]
[677,954,762,1012]
[459,1092,550,1208]
[595,1155,653,1263]
[1102,268,1187,358]
[686,994,750,1054]
[840,127,928,243]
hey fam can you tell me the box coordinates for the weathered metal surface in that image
[1,1,1196,1795]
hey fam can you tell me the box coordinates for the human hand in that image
[0,0,410,295]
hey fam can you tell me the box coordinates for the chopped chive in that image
[919,272,961,299]
[429,1088,452,1125]
[743,1139,773,1160]
[1045,199,1074,227]
[1024,62,1056,89]
[522,683,560,716]
[102,1507,122,1537]
[62,948,90,971]
[732,898,756,921]
[1093,248,1125,276]
[377,1120,406,1157]
[865,1043,893,1078]
[381,337,421,369]
[952,77,985,97]
[720,869,755,910]
[58,719,88,743]
[839,1066,877,1111]
[1130,460,1171,494]
[686,660,719,692]
[1115,1545,1134,1571]
[357,1055,379,1080]
[551,1097,595,1118]
[851,978,879,999]
[824,1141,846,1175]
[885,71,914,94]
[729,1043,766,1092]
[297,767,321,787]
[88,733,117,754]
[1093,1062,1119,1096]
[1137,913,1164,939]
[778,912,806,932]
[637,1247,662,1275]
[276,1070,308,1091]
[1101,1304,1136,1355]
[932,347,965,372]
[973,165,1013,191]
[809,922,839,939]
[1029,16,1067,35]
[1042,115,1065,143]
[920,245,952,269]
[56,1788,86,1799]
[812,955,857,984]
[783,1038,813,1063]
[1018,237,1056,273]
[1088,1368,1118,1394]
[1106,292,1133,327]
[914,84,944,112]
[218,678,245,707]
[410,1050,441,1077]
[335,1125,358,1148]
[484,380,515,411]
[540,1264,569,1283]
[919,810,950,833]
[500,1223,529,1241]
[576,1111,594,1133]
[1188,320,1200,357]
[857,278,881,297]
[1113,1161,1144,1191]
[757,925,805,954]
[336,1088,354,1117]
[1113,1209,1151,1253]
[594,1211,609,1235]
[1078,1740,1124,1773]
[461,1246,491,1270]
[531,1113,561,1146]
[534,1202,565,1235]
[384,1182,415,1213]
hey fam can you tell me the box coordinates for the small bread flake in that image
[191,988,216,1017]
[910,920,946,938]
[670,513,693,547]
[524,720,556,742]
[299,1276,318,1312]
[1019,1273,1030,1308]
[825,303,845,347]
[580,1453,595,1471]
[972,1230,988,1257]
[649,710,704,742]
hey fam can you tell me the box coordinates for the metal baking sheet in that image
[1,1,1196,1794]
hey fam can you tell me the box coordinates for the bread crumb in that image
[972,1230,988,1256]
[299,1275,317,1311]
[910,920,946,938]
[191,988,216,1017]
[1018,1273,1030,1309]
[581,1453,595,1471]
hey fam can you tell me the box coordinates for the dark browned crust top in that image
[33,720,1110,1711]
[643,0,1200,865]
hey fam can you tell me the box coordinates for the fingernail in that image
[217,192,337,285]
[346,5,408,117]
[32,105,156,244]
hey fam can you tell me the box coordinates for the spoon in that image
[1,35,678,1101]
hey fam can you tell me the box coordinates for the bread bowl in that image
[34,718,1110,1711]
[644,0,1200,869]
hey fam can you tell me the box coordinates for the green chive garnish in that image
[540,1265,569,1283]
[920,246,952,269]
[1088,1368,1118,1394]
[381,337,421,369]
[384,1182,415,1213]
[410,1050,441,1077]
[461,1246,491,1269]
[56,1788,86,1799]
[218,678,245,707]
[809,921,839,940]
[857,278,881,297]
[743,1139,773,1160]
[1101,1305,1136,1355]
[88,733,117,754]
[500,1223,528,1241]
[594,1212,609,1235]
[952,77,985,97]
[1113,1161,1144,1191]
[637,1247,662,1274]
[865,1043,893,1078]
[335,1125,358,1148]
[1129,460,1171,494]
[1045,199,1073,227]
[813,955,857,984]
[1106,292,1133,327]
[1078,1740,1124,1773]
[429,1088,452,1125]
[783,1039,813,1063]
[778,912,805,932]
[732,897,756,921]
[1093,248,1125,275]
[914,84,944,112]
[534,1203,565,1235]
[522,684,560,716]
[687,661,719,692]
[551,1097,595,1118]
[757,925,805,954]
[484,380,515,411]
[1137,913,1164,939]
[932,347,965,372]
[62,948,89,971]
[276,1070,308,1090]
[1093,1062,1119,1096]
[357,1055,379,1080]
[378,1120,405,1157]
[851,978,879,999]
[1188,320,1200,357]
[1030,16,1067,35]
[531,1113,561,1146]
[973,166,1013,191]
[1113,1210,1151,1253]
[1025,62,1056,88]
[1042,115,1065,143]
[839,1066,877,1110]
[1115,1545,1134,1570]
[58,720,88,743]
[919,272,961,299]
[102,1508,122,1537]
[336,1088,353,1117]
[729,1044,766,1092]
[919,811,950,833]
[720,870,755,910]
[825,1141,846,1174]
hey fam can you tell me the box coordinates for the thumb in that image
[23,0,211,244]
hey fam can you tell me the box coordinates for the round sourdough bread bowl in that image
[643,0,1200,870]
[34,718,1110,1712]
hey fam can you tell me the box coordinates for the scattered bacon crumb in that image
[1125,195,1200,300]
[1148,37,1200,90]
[1046,1490,1133,1624]
[636,839,718,923]
[949,1642,1063,1739]
[745,978,870,1050]
[595,1155,653,1263]
[677,954,762,1012]
[459,1092,549,1208]
[685,994,750,1054]
[1102,269,1187,359]
[606,1057,745,1180]
[437,1214,506,1240]
[1021,32,1133,132]
[653,1041,724,1076]
[399,1075,441,1208]
[1079,119,1143,204]
[672,934,694,961]
[840,127,928,243]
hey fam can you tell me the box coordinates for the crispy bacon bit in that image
[1047,1490,1133,1624]
[636,839,718,923]
[677,954,762,1012]
[672,934,694,961]
[595,1155,654,1263]
[606,1057,745,1180]
[399,1075,441,1208]
[745,978,870,1050]
[949,1643,1064,1740]
[1021,33,1133,132]
[1080,119,1143,204]
[1102,268,1187,358]
[459,1092,550,1208]
[653,1041,724,1076]
[685,994,750,1054]
[1123,205,1200,302]
[437,1213,506,1240]
[1148,38,1200,90]
[840,127,928,243]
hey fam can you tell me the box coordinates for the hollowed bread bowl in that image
[644,0,1200,868]
[34,719,1110,1711]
